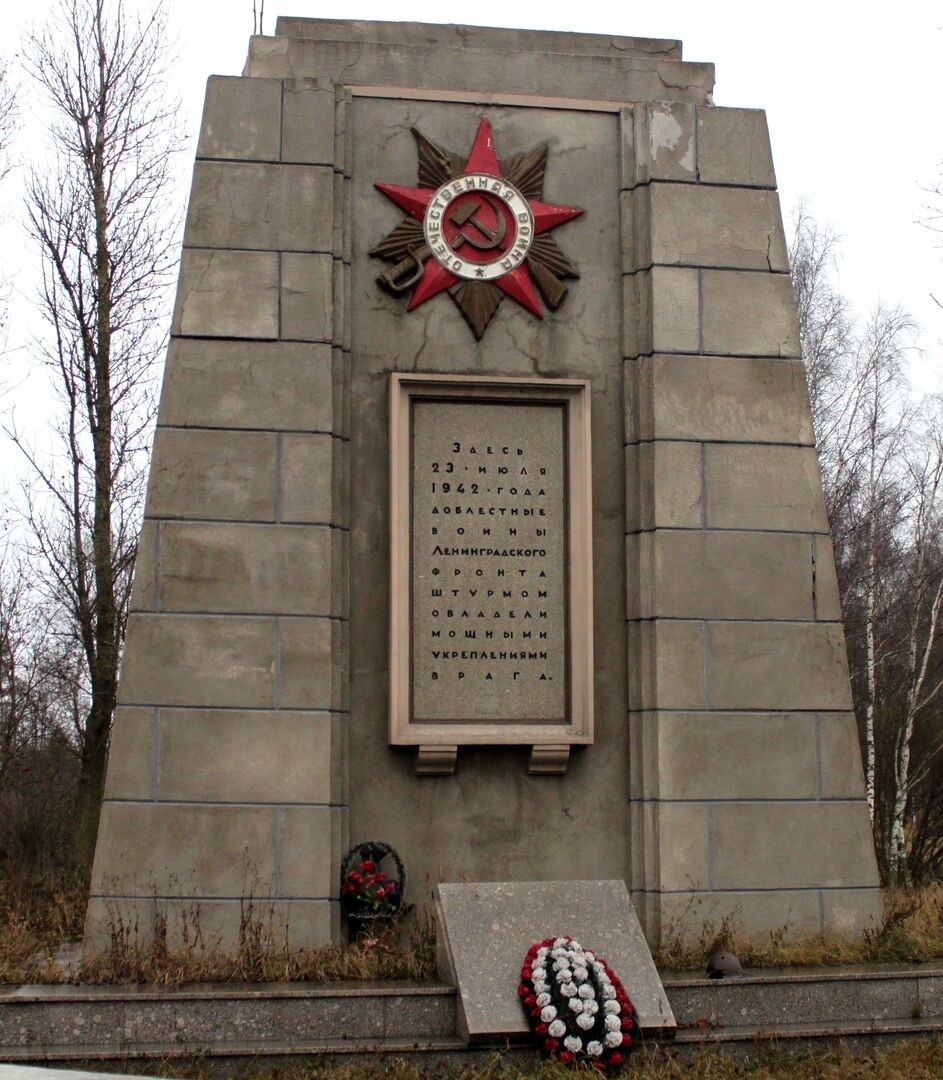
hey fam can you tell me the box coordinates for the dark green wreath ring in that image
[340,840,405,920]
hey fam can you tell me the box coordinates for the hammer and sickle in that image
[450,197,507,250]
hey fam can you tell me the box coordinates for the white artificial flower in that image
[554,937,568,948]
[535,993,551,1007]
[532,967,546,982]
[586,1041,603,1057]
[573,966,589,982]
[533,980,549,994]
[576,1013,595,1031]
[605,1031,624,1048]
[568,997,584,1013]
[540,1005,558,1023]
[560,982,577,998]
[584,951,595,962]
[584,1000,599,1016]
[564,1035,583,1053]
[601,984,617,999]
[604,1015,621,1032]
[603,1000,620,1015]
[548,1019,566,1038]
[551,959,567,972]
[578,983,595,1000]
[557,968,572,983]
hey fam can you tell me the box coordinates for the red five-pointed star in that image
[375,119,583,319]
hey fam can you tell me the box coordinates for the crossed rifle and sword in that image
[380,197,508,293]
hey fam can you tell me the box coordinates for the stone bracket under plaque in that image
[416,745,458,775]
[389,373,594,761]
[528,744,570,775]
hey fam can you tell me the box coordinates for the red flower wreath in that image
[519,936,638,1070]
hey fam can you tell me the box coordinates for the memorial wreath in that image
[519,936,638,1069]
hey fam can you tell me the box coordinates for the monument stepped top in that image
[272,17,683,62]
[246,17,713,105]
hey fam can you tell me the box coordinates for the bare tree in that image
[7,0,182,871]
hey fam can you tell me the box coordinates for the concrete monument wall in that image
[87,18,881,949]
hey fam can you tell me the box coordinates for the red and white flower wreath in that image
[519,936,638,1070]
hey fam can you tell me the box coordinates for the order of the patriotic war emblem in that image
[371,119,584,339]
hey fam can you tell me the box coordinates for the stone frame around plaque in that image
[389,373,593,774]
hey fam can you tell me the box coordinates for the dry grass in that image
[655,884,943,970]
[7,876,943,985]
[87,1041,943,1079]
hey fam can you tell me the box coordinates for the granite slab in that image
[436,879,675,1041]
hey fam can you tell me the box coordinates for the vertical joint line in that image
[275,433,284,524]
[814,712,823,800]
[693,104,701,182]
[697,268,705,354]
[811,536,819,620]
[274,618,282,709]
[699,443,707,529]
[273,807,283,899]
[706,802,715,891]
[152,707,160,801]
[702,621,711,710]
[154,521,162,611]
[277,252,283,341]
[277,79,285,163]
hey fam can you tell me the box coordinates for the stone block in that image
[436,880,675,1039]
[172,249,279,339]
[129,519,158,611]
[157,709,337,804]
[819,712,868,799]
[658,889,822,942]
[620,102,697,190]
[118,613,276,708]
[185,162,333,253]
[710,802,879,890]
[628,619,706,711]
[197,76,282,161]
[146,429,277,522]
[822,888,883,938]
[102,706,153,800]
[279,616,347,711]
[648,184,788,272]
[657,802,710,891]
[640,354,814,444]
[708,622,853,711]
[90,803,276,896]
[697,106,776,188]
[620,187,650,274]
[157,522,336,616]
[704,444,829,532]
[626,441,703,531]
[814,534,844,620]
[281,434,348,526]
[643,530,814,620]
[278,806,345,897]
[626,266,700,356]
[158,340,337,433]
[281,78,335,164]
[701,270,800,357]
[281,253,333,341]
[656,712,819,800]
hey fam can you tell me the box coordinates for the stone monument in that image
[87,17,882,951]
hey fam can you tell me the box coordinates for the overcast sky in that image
[5,1,942,409]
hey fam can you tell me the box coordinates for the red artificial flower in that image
[344,883,356,894]
[377,872,386,882]
[544,1038,559,1052]
[594,1060,607,1071]
[524,995,537,1008]
[535,1023,548,1036]
[376,888,386,899]
[531,1007,542,1019]
[360,859,375,872]
[558,1051,574,1063]
[517,984,529,998]
[621,1016,634,1031]
[608,1052,623,1068]
[349,871,363,884]
[621,1034,633,1047]
[365,874,376,886]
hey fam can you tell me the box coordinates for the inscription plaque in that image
[390,374,593,766]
